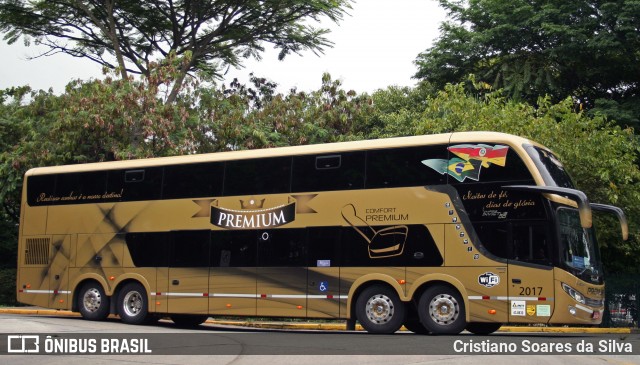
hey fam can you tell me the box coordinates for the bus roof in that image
[25,131,537,176]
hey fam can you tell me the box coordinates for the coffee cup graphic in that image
[341,204,408,258]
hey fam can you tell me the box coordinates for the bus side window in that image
[307,227,342,267]
[316,155,341,169]
[211,231,257,267]
[163,162,224,199]
[292,152,365,193]
[223,157,292,196]
[474,223,510,259]
[366,146,448,188]
[108,168,163,202]
[125,232,170,267]
[257,229,307,267]
[125,170,145,183]
[26,174,57,206]
[56,171,108,202]
[475,222,551,265]
[512,224,551,265]
[170,230,210,267]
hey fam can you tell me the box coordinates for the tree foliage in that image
[369,81,640,273]
[192,72,374,152]
[414,0,640,129]
[0,0,352,102]
[0,67,371,225]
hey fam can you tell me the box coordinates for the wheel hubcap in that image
[365,294,394,324]
[429,294,459,325]
[123,291,143,317]
[83,288,102,313]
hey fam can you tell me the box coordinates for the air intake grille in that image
[25,238,50,265]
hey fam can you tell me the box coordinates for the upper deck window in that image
[292,152,365,193]
[366,145,447,188]
[224,157,292,196]
[422,143,533,184]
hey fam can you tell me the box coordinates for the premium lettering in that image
[211,203,295,229]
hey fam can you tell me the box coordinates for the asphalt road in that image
[1,313,639,364]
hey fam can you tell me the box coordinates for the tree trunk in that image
[106,1,128,80]
[72,0,128,80]
[166,64,190,104]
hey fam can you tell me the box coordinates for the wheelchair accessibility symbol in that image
[319,281,328,292]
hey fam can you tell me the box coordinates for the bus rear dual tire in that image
[355,284,468,335]
[417,285,466,335]
[78,282,110,321]
[118,282,149,325]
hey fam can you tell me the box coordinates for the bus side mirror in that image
[591,203,629,241]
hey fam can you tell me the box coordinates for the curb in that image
[0,308,634,334]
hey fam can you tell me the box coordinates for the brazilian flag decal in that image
[422,144,509,182]
[422,158,483,182]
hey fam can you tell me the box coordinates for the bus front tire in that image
[466,322,502,335]
[356,285,406,334]
[78,282,110,321]
[418,285,466,335]
[118,282,148,325]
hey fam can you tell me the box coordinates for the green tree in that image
[0,70,371,225]
[366,82,438,138]
[0,89,30,306]
[0,0,352,103]
[0,86,41,222]
[0,64,198,225]
[193,72,374,151]
[369,81,640,273]
[414,0,640,128]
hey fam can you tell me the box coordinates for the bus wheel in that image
[118,282,148,325]
[356,285,405,334]
[171,314,209,328]
[78,282,110,321]
[466,322,502,335]
[418,285,466,335]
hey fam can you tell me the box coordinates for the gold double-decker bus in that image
[16,132,627,334]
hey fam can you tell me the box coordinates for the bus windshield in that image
[557,208,603,284]
[526,145,575,188]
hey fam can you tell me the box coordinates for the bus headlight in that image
[562,283,586,304]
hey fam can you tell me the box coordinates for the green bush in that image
[0,268,16,306]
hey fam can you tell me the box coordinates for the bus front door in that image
[507,224,554,323]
